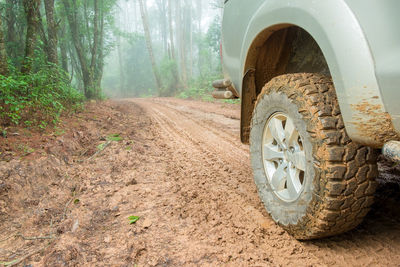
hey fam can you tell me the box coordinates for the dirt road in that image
[1,98,400,266]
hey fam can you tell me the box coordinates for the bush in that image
[0,64,84,128]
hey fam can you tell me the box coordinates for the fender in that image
[224,0,396,147]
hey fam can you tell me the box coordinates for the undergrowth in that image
[177,74,221,101]
[0,63,84,129]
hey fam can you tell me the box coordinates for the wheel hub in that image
[261,112,306,202]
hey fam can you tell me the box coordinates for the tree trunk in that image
[197,0,202,76]
[167,0,180,90]
[0,16,9,76]
[117,35,125,95]
[138,0,163,94]
[5,0,17,59]
[168,0,176,62]
[188,0,193,79]
[62,0,93,98]
[21,0,41,74]
[156,0,168,54]
[59,23,69,73]
[95,0,105,94]
[90,0,99,75]
[44,0,58,64]
[176,0,187,88]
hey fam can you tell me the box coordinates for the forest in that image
[0,0,223,129]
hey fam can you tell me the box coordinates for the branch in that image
[0,242,52,266]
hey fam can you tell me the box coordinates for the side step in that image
[211,79,238,99]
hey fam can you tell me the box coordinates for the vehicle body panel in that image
[345,0,400,133]
[222,0,400,147]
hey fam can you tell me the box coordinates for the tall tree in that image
[155,0,168,54]
[167,0,176,62]
[94,0,105,91]
[44,0,58,64]
[138,0,162,94]
[0,15,9,76]
[5,0,17,59]
[176,0,187,88]
[62,0,106,98]
[167,0,180,89]
[59,21,69,73]
[21,0,41,73]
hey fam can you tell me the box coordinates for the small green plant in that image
[54,127,66,136]
[74,199,80,204]
[16,144,35,156]
[129,215,140,224]
[1,128,6,138]
[39,121,48,130]
[24,146,35,155]
[97,142,108,151]
[107,133,123,142]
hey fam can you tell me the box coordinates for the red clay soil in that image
[1,98,400,266]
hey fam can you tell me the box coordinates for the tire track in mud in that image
[134,98,400,266]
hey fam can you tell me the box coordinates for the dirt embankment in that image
[1,98,400,266]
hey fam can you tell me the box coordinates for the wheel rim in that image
[262,112,306,202]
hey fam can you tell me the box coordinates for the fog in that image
[102,0,224,99]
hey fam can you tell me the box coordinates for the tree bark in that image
[21,0,41,74]
[0,16,9,76]
[44,0,58,64]
[138,0,163,94]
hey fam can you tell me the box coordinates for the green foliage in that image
[128,215,140,224]
[16,143,35,156]
[0,62,84,128]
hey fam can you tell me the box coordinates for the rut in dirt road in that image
[133,98,400,266]
[1,98,400,266]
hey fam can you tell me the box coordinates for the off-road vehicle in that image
[213,0,400,239]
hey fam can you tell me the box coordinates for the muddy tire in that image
[250,73,378,239]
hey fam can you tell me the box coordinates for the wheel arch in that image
[239,1,390,147]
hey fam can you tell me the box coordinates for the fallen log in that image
[212,79,232,89]
[212,89,235,99]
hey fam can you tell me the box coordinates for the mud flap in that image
[241,69,256,144]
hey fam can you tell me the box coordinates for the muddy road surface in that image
[1,98,400,266]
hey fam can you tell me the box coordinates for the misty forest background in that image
[0,0,224,129]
